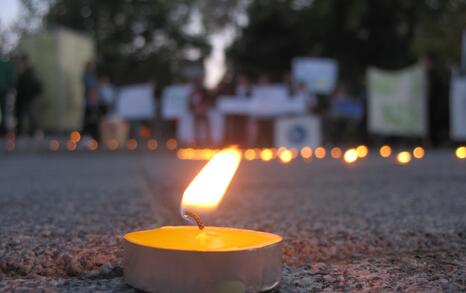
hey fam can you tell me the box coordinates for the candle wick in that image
[183,211,205,230]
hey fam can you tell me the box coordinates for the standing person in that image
[97,75,115,117]
[247,75,270,147]
[189,80,211,147]
[15,54,42,136]
[0,56,16,136]
[82,60,99,139]
[294,81,317,112]
[235,73,252,98]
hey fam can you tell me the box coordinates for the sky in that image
[0,0,20,27]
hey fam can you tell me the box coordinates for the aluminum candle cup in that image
[124,226,283,293]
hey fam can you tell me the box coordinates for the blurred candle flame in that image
[396,151,411,164]
[356,145,368,158]
[343,148,358,164]
[412,146,424,159]
[455,146,466,159]
[278,148,293,163]
[331,147,342,159]
[379,145,392,158]
[315,147,326,159]
[260,148,274,161]
[181,148,242,213]
[300,146,312,160]
[244,149,257,161]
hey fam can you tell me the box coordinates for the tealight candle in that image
[124,148,283,292]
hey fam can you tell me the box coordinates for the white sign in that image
[450,74,466,140]
[115,84,155,120]
[275,115,321,149]
[251,84,289,101]
[217,93,307,118]
[367,65,427,136]
[161,84,191,119]
[292,57,338,94]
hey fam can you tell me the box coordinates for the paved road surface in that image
[0,151,465,292]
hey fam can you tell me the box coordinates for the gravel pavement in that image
[0,151,465,292]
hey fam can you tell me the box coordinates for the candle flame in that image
[181,148,242,214]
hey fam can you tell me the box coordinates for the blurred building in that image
[17,27,94,132]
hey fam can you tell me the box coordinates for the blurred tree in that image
[228,0,466,85]
[21,0,214,86]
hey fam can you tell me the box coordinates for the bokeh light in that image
[87,139,98,151]
[456,146,466,159]
[300,146,312,159]
[127,139,138,151]
[343,148,358,164]
[260,148,274,161]
[49,139,60,151]
[244,149,257,161]
[69,131,81,144]
[107,139,119,151]
[396,151,412,164]
[166,139,178,150]
[66,141,77,151]
[330,147,342,159]
[140,126,151,140]
[356,145,369,158]
[379,145,392,158]
[5,140,15,151]
[314,147,326,159]
[147,139,158,151]
[278,148,293,163]
[412,146,425,159]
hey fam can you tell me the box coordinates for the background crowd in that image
[0,0,464,149]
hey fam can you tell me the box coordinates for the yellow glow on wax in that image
[181,148,241,211]
[124,226,282,252]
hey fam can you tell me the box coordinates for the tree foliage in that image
[228,0,466,83]
[34,0,213,86]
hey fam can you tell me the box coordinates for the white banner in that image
[217,97,307,117]
[450,74,466,140]
[115,84,155,120]
[367,64,427,136]
[292,57,338,94]
[161,84,191,119]
[275,115,321,149]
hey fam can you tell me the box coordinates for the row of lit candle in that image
[2,130,466,162]
[177,145,466,163]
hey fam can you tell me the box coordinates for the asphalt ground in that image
[0,151,465,292]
